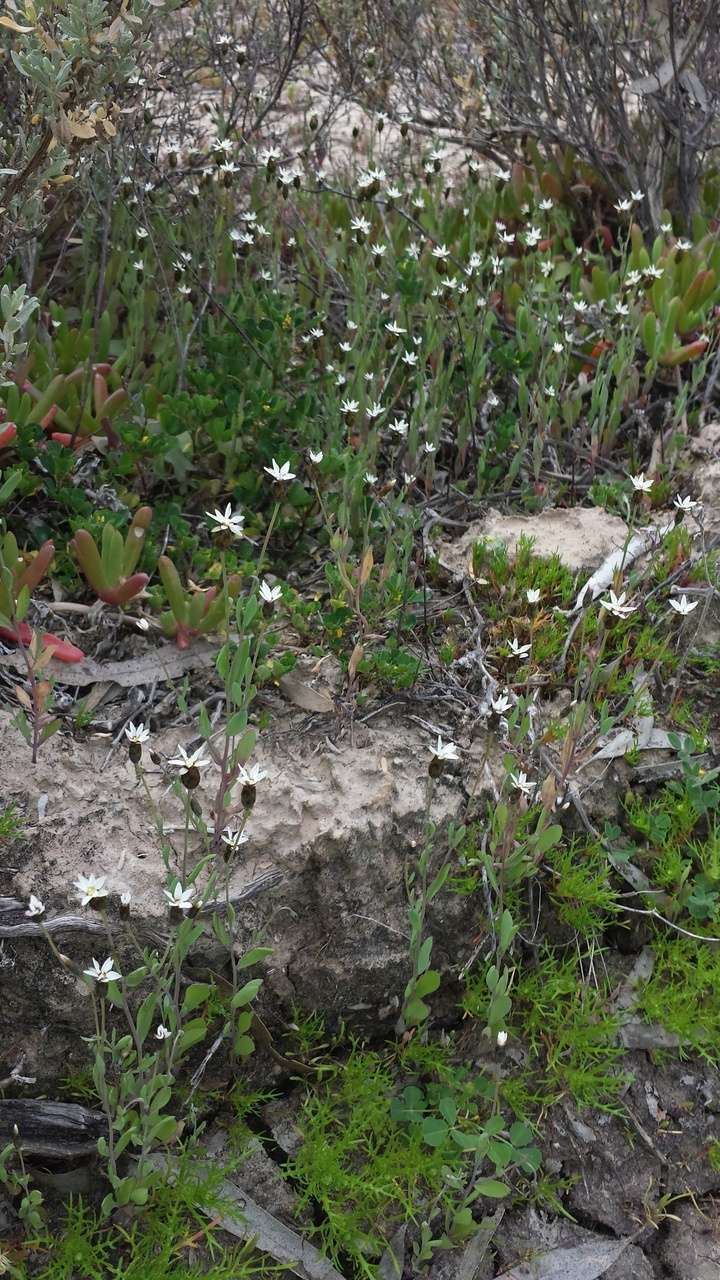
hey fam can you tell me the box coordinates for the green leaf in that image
[417,936,433,974]
[234,1033,255,1057]
[438,1095,457,1125]
[230,978,262,1009]
[499,909,514,953]
[181,982,212,1014]
[421,1116,449,1147]
[149,1115,177,1143]
[237,946,273,969]
[413,969,441,998]
[125,966,149,988]
[177,1017,208,1055]
[509,1120,534,1147]
[404,996,430,1026]
[473,1178,508,1199]
[136,992,158,1046]
[532,822,563,857]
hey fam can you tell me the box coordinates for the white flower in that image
[168,744,211,773]
[573,299,588,313]
[403,472,416,486]
[385,321,407,336]
[308,449,324,463]
[389,416,408,436]
[552,341,564,354]
[630,472,653,492]
[526,589,541,604]
[524,226,542,247]
[507,638,532,658]
[221,827,250,851]
[365,472,378,485]
[614,198,632,213]
[350,215,371,235]
[496,1030,508,1047]
[155,1024,172,1040]
[669,594,698,616]
[84,957,121,984]
[239,763,267,785]
[510,770,534,796]
[259,580,282,604]
[206,503,245,538]
[539,198,553,211]
[432,736,459,761]
[486,391,499,408]
[431,243,449,260]
[673,494,700,512]
[340,398,359,414]
[406,241,421,260]
[25,894,44,918]
[644,265,664,280]
[540,260,553,278]
[120,891,131,907]
[264,458,295,483]
[308,326,325,340]
[366,400,385,421]
[630,189,643,203]
[676,238,692,252]
[545,385,556,397]
[491,692,513,715]
[124,721,150,744]
[402,351,419,367]
[660,221,672,234]
[75,874,108,907]
[498,230,515,245]
[371,242,387,258]
[164,883,195,912]
[600,590,636,619]
[625,269,642,287]
[612,300,629,316]
[424,441,437,454]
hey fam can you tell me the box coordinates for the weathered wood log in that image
[0,871,283,941]
[0,1100,107,1159]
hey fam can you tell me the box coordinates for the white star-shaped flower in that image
[600,590,636,619]
[124,721,150,744]
[206,503,245,538]
[84,957,121,984]
[507,638,532,658]
[264,459,296,483]
[164,883,196,912]
[259,580,282,604]
[75,874,108,907]
[168,744,211,773]
[432,736,459,761]
[669,595,698,616]
[25,895,45,918]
